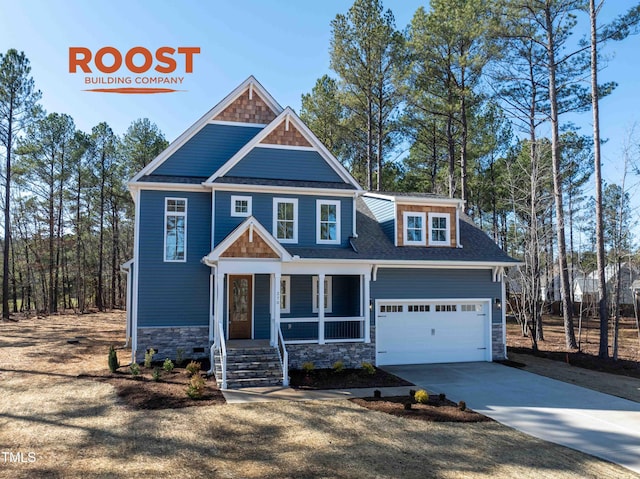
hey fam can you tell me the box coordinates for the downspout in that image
[131,187,141,364]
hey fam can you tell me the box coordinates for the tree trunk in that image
[590,0,609,358]
[545,4,577,349]
[3,110,13,319]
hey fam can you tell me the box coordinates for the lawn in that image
[0,312,636,478]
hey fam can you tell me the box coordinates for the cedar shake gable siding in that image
[220,229,280,259]
[260,120,312,147]
[214,88,277,124]
[396,204,457,247]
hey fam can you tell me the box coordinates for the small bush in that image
[186,374,206,399]
[361,362,375,375]
[373,389,381,398]
[108,345,119,373]
[404,401,412,410]
[332,360,345,373]
[152,368,161,382]
[129,362,141,377]
[414,389,429,404]
[301,361,315,373]
[176,348,185,366]
[458,400,467,411]
[409,389,416,397]
[186,360,201,376]
[439,393,446,401]
[144,348,156,368]
[163,358,174,373]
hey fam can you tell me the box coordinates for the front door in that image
[228,275,253,339]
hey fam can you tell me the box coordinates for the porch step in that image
[214,344,284,389]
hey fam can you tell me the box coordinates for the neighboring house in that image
[124,76,519,388]
[574,263,639,306]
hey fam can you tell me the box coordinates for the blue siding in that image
[226,148,345,183]
[215,191,353,248]
[254,274,271,339]
[281,275,359,319]
[370,268,502,325]
[362,196,395,242]
[152,124,262,177]
[137,190,211,327]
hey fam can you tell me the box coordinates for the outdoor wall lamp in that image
[495,298,502,310]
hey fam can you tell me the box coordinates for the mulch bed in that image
[509,346,640,380]
[81,361,226,409]
[351,394,491,423]
[289,367,413,389]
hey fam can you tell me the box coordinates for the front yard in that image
[0,312,636,478]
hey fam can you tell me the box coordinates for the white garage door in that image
[376,300,491,365]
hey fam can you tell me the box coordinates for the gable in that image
[260,120,311,147]
[220,229,280,259]
[151,124,262,178]
[225,147,345,183]
[213,87,278,124]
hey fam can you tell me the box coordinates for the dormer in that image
[362,192,464,248]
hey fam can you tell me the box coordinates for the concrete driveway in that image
[383,362,640,475]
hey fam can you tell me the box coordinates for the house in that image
[125,76,519,388]
[574,263,639,306]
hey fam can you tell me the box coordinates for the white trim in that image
[207,182,356,197]
[209,268,215,342]
[164,197,187,262]
[428,212,451,247]
[230,195,252,217]
[227,274,255,340]
[364,191,464,208]
[456,207,461,248]
[205,107,362,190]
[211,191,216,250]
[316,199,341,245]
[130,76,282,183]
[254,143,316,151]
[501,275,507,359]
[129,182,206,193]
[312,275,333,313]
[208,119,268,128]
[203,216,292,264]
[273,197,298,244]
[131,188,141,363]
[352,193,358,238]
[393,203,398,247]
[403,211,426,246]
[280,275,291,314]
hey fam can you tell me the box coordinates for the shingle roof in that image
[214,176,357,190]
[285,198,519,264]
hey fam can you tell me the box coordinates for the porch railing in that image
[277,326,289,386]
[213,321,227,389]
[280,316,366,344]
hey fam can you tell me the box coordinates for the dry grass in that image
[0,312,637,478]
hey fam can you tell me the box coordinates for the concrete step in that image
[226,377,284,389]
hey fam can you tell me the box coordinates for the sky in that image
[1,0,639,203]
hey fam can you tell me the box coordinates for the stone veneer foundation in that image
[136,326,209,363]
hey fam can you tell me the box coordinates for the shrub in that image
[404,401,412,410]
[458,400,467,411]
[152,368,161,382]
[439,393,446,401]
[129,362,141,377]
[301,361,315,373]
[176,348,185,366]
[409,389,416,397]
[144,348,156,368]
[108,345,119,373]
[373,389,381,398]
[414,389,429,404]
[163,358,174,373]
[186,374,206,399]
[361,362,375,375]
[332,360,345,373]
[186,360,201,376]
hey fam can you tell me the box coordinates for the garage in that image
[376,299,491,365]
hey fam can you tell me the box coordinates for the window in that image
[312,276,332,313]
[316,200,341,244]
[435,304,457,312]
[403,212,426,246]
[280,276,291,314]
[408,304,430,312]
[273,198,298,243]
[231,195,252,217]
[164,198,187,262]
[380,304,403,313]
[428,212,451,246]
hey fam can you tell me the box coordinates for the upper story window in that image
[231,195,252,217]
[312,276,333,313]
[428,212,451,246]
[316,200,341,244]
[164,198,187,262]
[273,198,298,243]
[403,211,426,246]
[280,276,291,314]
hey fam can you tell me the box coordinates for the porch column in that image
[209,269,215,342]
[318,273,325,344]
[274,272,281,345]
[215,272,225,347]
[363,271,371,343]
